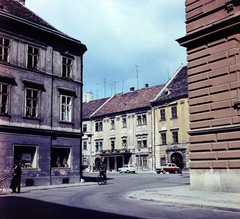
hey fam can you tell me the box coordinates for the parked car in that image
[118,165,137,173]
[156,163,179,174]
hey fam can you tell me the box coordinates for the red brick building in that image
[177,0,240,192]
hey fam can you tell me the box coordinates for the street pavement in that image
[1,173,240,213]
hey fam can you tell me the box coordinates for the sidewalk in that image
[126,185,240,212]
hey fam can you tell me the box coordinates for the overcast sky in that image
[26,0,187,99]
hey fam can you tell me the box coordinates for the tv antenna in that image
[135,65,139,90]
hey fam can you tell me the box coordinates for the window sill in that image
[170,117,178,120]
[159,119,166,122]
[0,113,11,118]
[23,116,41,121]
[51,167,71,169]
[59,121,74,125]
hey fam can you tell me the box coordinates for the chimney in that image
[130,87,135,92]
[145,84,149,88]
[18,0,25,5]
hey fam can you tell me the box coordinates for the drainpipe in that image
[151,105,155,172]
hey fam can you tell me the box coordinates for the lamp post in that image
[88,134,92,172]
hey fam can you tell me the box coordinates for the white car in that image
[118,165,137,173]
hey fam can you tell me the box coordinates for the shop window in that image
[171,106,177,118]
[13,145,37,169]
[0,83,9,114]
[25,88,38,118]
[62,56,72,78]
[161,133,166,145]
[51,147,71,168]
[0,37,10,62]
[27,45,39,69]
[160,109,165,120]
[60,95,72,122]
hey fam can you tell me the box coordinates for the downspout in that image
[151,105,155,172]
[80,55,83,180]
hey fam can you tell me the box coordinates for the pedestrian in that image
[179,161,183,176]
[99,162,107,181]
[10,160,22,193]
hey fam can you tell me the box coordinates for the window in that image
[27,45,39,69]
[172,131,178,143]
[95,121,103,131]
[137,155,148,167]
[137,114,147,126]
[95,141,103,152]
[0,83,9,114]
[161,133,166,145]
[60,95,72,122]
[62,56,72,78]
[137,136,147,148]
[83,124,87,132]
[111,140,115,151]
[122,139,127,148]
[51,147,71,168]
[83,157,87,165]
[0,37,10,62]
[122,117,127,128]
[13,145,37,169]
[160,109,165,120]
[83,141,87,150]
[25,88,38,118]
[171,106,177,118]
[110,119,115,130]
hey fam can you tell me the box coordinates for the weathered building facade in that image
[0,0,87,186]
[177,0,240,192]
[152,65,190,170]
[82,84,165,172]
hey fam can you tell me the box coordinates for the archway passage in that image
[171,153,183,167]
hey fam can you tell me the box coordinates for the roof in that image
[152,65,188,104]
[82,97,111,119]
[91,84,165,118]
[0,0,59,32]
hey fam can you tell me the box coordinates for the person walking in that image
[10,160,22,193]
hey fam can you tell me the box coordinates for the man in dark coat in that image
[10,160,22,193]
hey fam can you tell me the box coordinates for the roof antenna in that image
[135,65,139,90]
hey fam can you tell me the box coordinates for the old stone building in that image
[82,84,165,172]
[152,65,190,170]
[177,0,240,192]
[0,0,87,186]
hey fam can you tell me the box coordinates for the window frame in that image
[83,124,87,132]
[137,114,147,126]
[83,141,87,150]
[13,144,38,169]
[27,45,39,70]
[0,83,9,115]
[62,56,73,78]
[60,94,72,122]
[95,121,103,132]
[161,132,167,145]
[172,131,179,143]
[95,141,103,152]
[51,146,71,168]
[0,37,10,62]
[25,87,39,118]
[137,136,148,148]
[110,119,115,130]
[160,109,165,120]
[122,117,127,128]
[171,106,177,119]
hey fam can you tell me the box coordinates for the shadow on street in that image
[82,175,114,183]
[0,196,141,219]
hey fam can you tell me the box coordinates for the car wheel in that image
[119,171,122,173]
[162,169,166,174]
[157,171,160,174]
[126,170,130,173]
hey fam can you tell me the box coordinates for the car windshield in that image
[162,164,168,166]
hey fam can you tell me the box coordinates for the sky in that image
[25,0,187,99]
